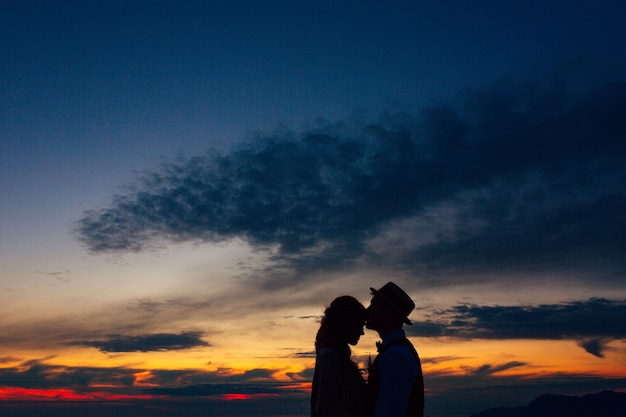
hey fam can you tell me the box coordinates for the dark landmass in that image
[470,390,626,417]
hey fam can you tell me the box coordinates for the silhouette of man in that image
[366,282,424,417]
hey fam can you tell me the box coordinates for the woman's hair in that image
[314,295,366,366]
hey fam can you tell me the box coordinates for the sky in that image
[1,1,626,416]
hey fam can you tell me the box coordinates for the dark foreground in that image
[470,390,626,417]
[0,396,308,417]
[1,390,624,417]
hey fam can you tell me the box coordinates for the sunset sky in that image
[1,1,626,416]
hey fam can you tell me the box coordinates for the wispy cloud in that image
[0,359,308,400]
[128,297,211,313]
[0,360,138,390]
[74,79,626,285]
[70,331,210,353]
[35,269,71,282]
[463,361,527,376]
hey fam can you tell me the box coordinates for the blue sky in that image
[2,1,626,416]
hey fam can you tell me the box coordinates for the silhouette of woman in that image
[311,296,367,417]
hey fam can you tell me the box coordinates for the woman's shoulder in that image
[317,347,340,358]
[316,348,343,365]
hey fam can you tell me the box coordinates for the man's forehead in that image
[370,294,387,306]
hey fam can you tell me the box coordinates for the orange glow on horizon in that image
[279,382,312,391]
[0,387,156,402]
[1,337,624,405]
[222,393,279,401]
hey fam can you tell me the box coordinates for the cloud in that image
[75,79,626,284]
[144,382,286,397]
[3,360,625,417]
[408,298,626,355]
[71,331,210,353]
[2,358,626,417]
[128,297,211,313]
[0,360,137,390]
[293,351,316,359]
[0,294,221,354]
[463,361,526,376]
[35,269,71,282]
[0,360,307,396]
[578,338,611,358]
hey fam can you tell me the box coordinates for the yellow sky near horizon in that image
[4,323,625,387]
[2,240,625,404]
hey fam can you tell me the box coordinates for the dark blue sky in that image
[3,0,626,247]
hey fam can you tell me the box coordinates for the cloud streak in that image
[70,331,210,353]
[463,361,527,376]
[408,298,626,356]
[0,359,305,393]
[75,79,626,284]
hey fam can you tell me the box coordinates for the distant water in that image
[0,401,469,417]
[0,401,308,417]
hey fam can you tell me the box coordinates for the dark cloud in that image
[144,382,285,397]
[420,355,472,366]
[0,360,305,393]
[70,331,210,353]
[0,360,310,413]
[75,79,626,281]
[578,338,611,358]
[0,360,137,390]
[125,367,302,392]
[408,298,626,355]
[293,351,316,359]
[463,361,526,376]
[3,359,625,417]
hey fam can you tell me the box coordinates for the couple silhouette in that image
[311,282,425,417]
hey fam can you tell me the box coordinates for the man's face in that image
[365,294,387,331]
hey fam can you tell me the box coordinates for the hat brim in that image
[370,287,413,325]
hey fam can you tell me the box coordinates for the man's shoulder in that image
[380,340,419,368]
[383,335,415,352]
[384,342,415,357]
[378,342,419,380]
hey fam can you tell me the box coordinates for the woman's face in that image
[345,317,365,346]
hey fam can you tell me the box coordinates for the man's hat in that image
[370,282,415,325]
